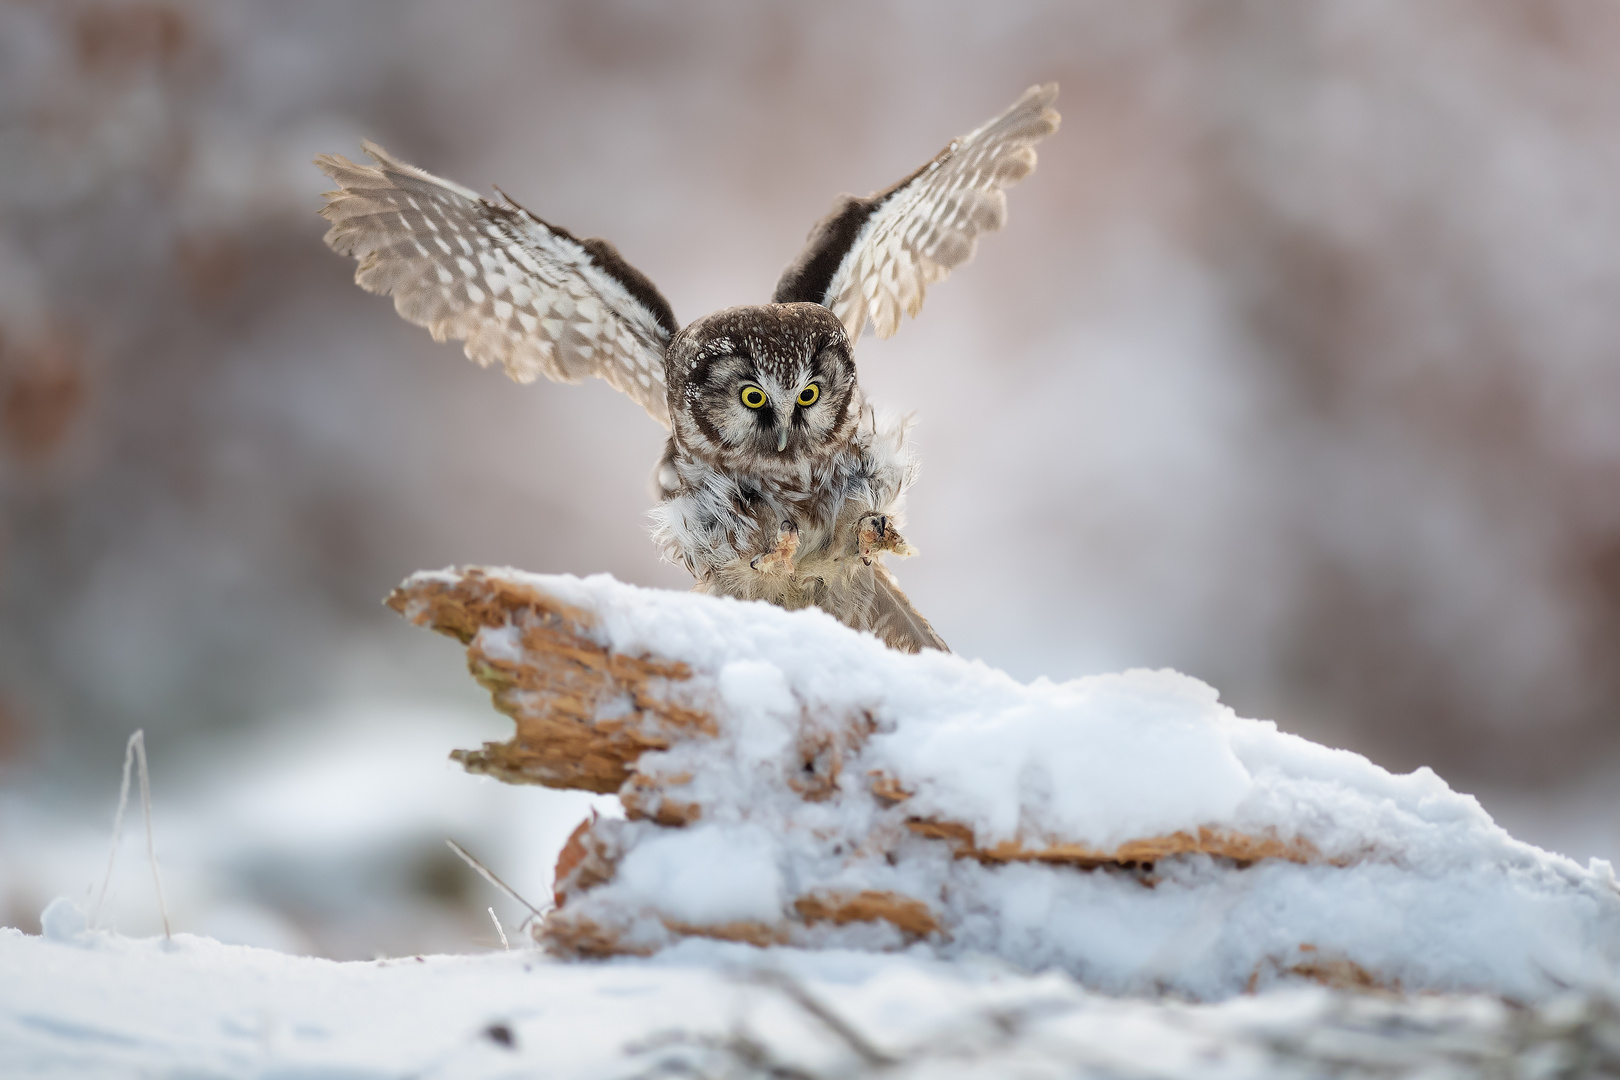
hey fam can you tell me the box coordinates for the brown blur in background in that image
[1,1,1618,956]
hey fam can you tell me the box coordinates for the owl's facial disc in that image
[666,303,861,468]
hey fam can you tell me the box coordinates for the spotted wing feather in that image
[774,84,1060,345]
[317,141,677,426]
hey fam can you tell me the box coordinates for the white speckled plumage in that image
[826,84,1060,344]
[316,142,675,425]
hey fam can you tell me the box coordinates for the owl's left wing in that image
[773,84,1059,345]
[317,141,677,426]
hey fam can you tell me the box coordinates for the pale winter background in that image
[1,0,1617,958]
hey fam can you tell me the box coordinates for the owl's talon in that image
[856,512,918,562]
[750,521,799,573]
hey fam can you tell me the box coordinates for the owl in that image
[318,84,1059,653]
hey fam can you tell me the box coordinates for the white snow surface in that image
[8,917,1619,1080]
[616,823,786,926]
[415,570,1620,1000]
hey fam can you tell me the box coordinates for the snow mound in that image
[8,928,1620,1079]
[391,567,1620,1000]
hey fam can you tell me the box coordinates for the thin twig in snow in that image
[133,731,171,939]
[488,906,510,950]
[91,730,170,939]
[746,968,898,1068]
[445,839,547,932]
[91,732,138,928]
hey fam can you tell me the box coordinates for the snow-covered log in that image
[389,567,1620,1001]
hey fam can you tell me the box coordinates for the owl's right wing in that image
[317,142,678,427]
[773,84,1059,345]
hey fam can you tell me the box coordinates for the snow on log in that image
[388,567,1620,1000]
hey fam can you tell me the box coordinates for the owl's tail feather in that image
[869,565,950,654]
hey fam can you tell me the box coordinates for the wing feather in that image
[773,84,1059,345]
[866,565,949,654]
[317,142,677,426]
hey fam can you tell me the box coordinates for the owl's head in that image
[665,303,861,472]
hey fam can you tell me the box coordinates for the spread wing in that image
[773,84,1060,345]
[317,141,678,427]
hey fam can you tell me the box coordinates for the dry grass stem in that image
[133,731,171,940]
[90,731,138,929]
[91,730,170,939]
[488,906,510,950]
[446,838,547,931]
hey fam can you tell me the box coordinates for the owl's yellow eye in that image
[796,383,820,407]
[740,386,767,409]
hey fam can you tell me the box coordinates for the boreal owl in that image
[317,84,1059,653]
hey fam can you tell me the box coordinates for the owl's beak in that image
[776,427,789,452]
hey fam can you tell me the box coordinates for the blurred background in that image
[2,0,1618,957]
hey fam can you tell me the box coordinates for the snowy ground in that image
[0,703,616,958]
[7,572,1620,1075]
[7,915,1620,1079]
